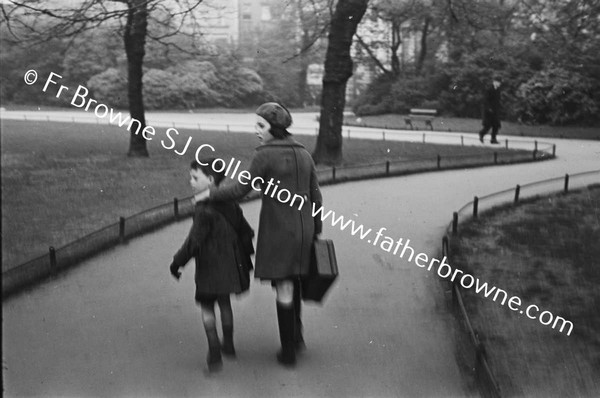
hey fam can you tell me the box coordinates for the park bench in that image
[404,108,437,130]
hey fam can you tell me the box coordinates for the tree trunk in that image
[295,1,311,106]
[416,17,430,75]
[312,0,368,166]
[445,0,462,62]
[124,0,149,157]
[390,22,401,76]
[298,57,310,106]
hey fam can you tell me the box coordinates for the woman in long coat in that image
[208,102,322,366]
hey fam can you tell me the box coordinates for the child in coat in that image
[169,159,254,373]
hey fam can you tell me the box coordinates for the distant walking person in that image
[198,102,322,367]
[169,159,254,373]
[479,75,502,144]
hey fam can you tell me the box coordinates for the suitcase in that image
[301,239,338,303]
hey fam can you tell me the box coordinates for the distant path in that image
[3,111,599,397]
[1,108,550,152]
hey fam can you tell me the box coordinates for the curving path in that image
[2,111,599,397]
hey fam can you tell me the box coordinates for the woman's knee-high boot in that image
[293,279,305,351]
[276,302,296,366]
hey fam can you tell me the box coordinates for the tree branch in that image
[355,33,391,75]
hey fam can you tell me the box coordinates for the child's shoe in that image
[207,345,223,373]
[205,327,223,372]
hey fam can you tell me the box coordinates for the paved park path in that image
[3,111,599,397]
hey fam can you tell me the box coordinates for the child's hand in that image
[170,263,181,280]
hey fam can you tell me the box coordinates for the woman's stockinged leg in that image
[200,303,217,329]
[217,295,236,357]
[200,302,223,372]
[275,280,297,366]
[275,280,294,306]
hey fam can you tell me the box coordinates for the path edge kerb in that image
[2,145,554,300]
[438,170,600,398]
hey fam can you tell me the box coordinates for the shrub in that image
[516,67,599,125]
[87,68,128,109]
[165,61,224,108]
[87,61,266,110]
[353,72,450,116]
[352,75,394,115]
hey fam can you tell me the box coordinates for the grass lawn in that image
[1,119,520,270]
[451,186,600,397]
[344,114,600,141]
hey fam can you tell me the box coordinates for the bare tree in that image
[354,0,438,77]
[289,0,333,106]
[1,0,205,157]
[312,0,369,165]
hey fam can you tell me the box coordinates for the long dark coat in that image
[171,201,253,301]
[481,84,502,129]
[210,137,323,280]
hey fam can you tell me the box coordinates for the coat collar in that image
[257,136,305,150]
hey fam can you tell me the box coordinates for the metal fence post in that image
[552,144,556,157]
[505,139,508,149]
[564,174,569,193]
[452,212,458,234]
[533,149,537,160]
[514,184,520,204]
[442,235,449,256]
[461,135,464,146]
[49,246,57,274]
[494,152,498,164]
[386,161,390,176]
[451,282,458,308]
[437,154,441,169]
[534,140,538,151]
[473,196,479,218]
[422,133,426,143]
[174,198,179,220]
[119,217,126,243]
[332,167,336,182]
[382,131,386,141]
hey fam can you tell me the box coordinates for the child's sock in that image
[218,296,236,357]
